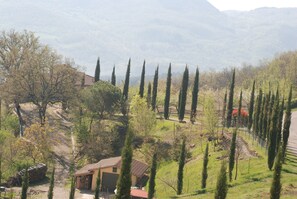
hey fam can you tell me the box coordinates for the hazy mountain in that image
[0,0,297,76]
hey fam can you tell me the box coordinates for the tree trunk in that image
[38,104,47,125]
[15,102,24,136]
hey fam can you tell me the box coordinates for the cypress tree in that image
[215,161,228,199]
[201,143,209,189]
[21,169,29,199]
[282,86,292,158]
[259,95,266,140]
[237,90,242,127]
[116,129,133,199]
[151,66,159,111]
[270,146,283,199]
[268,90,279,170]
[178,66,189,122]
[94,169,101,199]
[48,167,55,199]
[69,175,75,199]
[122,59,131,101]
[147,82,152,108]
[254,89,263,137]
[222,89,228,127]
[148,153,157,199]
[248,80,256,132]
[229,130,237,181]
[94,57,100,82]
[111,66,116,86]
[267,94,275,142]
[226,69,235,128]
[139,60,145,98]
[276,98,284,151]
[263,92,271,141]
[190,67,199,123]
[177,138,186,195]
[164,64,172,119]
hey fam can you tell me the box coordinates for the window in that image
[112,167,117,173]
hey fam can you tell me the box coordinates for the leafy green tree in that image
[190,67,199,123]
[21,169,29,199]
[94,169,101,199]
[237,90,242,126]
[215,161,228,199]
[116,129,133,199]
[148,153,157,199]
[111,65,116,86]
[270,146,283,199]
[276,98,284,151]
[151,67,159,111]
[147,82,152,108]
[268,90,279,170]
[48,167,55,199]
[282,86,292,158]
[139,60,145,98]
[229,130,237,181]
[201,143,209,189]
[177,138,186,195]
[248,80,256,132]
[69,175,75,199]
[178,66,189,122]
[164,64,172,119]
[123,59,131,101]
[226,69,235,128]
[81,81,122,119]
[94,57,100,82]
[130,95,156,136]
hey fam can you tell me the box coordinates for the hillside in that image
[1,0,297,75]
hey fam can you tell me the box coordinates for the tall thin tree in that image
[147,82,152,108]
[253,89,263,137]
[21,169,29,199]
[201,143,209,189]
[111,65,116,86]
[116,129,133,199]
[190,67,199,123]
[222,89,228,127]
[139,60,145,98]
[94,57,100,82]
[215,161,228,199]
[148,153,157,199]
[178,66,189,122]
[94,169,101,199]
[122,59,131,101]
[268,90,279,170]
[229,130,237,181]
[282,86,292,158]
[48,167,55,199]
[177,138,186,195]
[276,98,284,151]
[258,95,266,140]
[151,66,159,111]
[248,80,256,132]
[226,69,235,128]
[237,90,242,127]
[270,146,283,199]
[164,64,172,119]
[263,91,271,141]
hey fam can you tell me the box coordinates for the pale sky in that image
[207,0,297,11]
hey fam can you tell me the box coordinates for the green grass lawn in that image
[153,125,297,199]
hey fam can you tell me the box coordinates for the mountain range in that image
[1,0,297,76]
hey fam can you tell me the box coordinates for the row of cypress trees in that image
[97,59,200,122]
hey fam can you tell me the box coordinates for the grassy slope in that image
[151,119,297,199]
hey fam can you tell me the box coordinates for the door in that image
[101,172,119,193]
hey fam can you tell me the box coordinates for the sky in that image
[208,0,297,11]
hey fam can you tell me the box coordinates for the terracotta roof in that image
[75,163,97,176]
[75,156,148,178]
[130,189,148,198]
[75,72,94,87]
